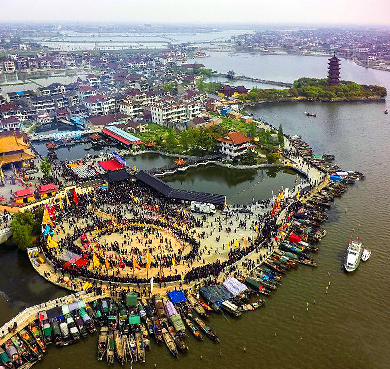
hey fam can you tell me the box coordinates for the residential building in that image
[217,131,254,160]
[84,95,116,116]
[0,117,21,132]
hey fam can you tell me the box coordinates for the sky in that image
[1,0,390,25]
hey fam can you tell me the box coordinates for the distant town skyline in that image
[1,0,390,26]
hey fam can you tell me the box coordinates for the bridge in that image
[214,73,293,88]
[30,128,100,142]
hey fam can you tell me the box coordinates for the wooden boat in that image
[141,324,151,349]
[197,298,213,312]
[221,301,242,317]
[184,318,203,340]
[97,327,108,361]
[18,329,42,359]
[114,330,125,365]
[10,335,35,362]
[0,348,13,369]
[4,341,21,366]
[135,332,145,363]
[152,316,163,344]
[186,293,208,317]
[59,320,70,346]
[161,328,177,357]
[41,321,52,345]
[121,335,132,364]
[106,333,115,365]
[168,325,188,353]
[66,315,80,343]
[192,316,219,342]
[144,317,154,337]
[74,315,87,338]
[28,323,46,352]
[129,334,137,362]
[50,320,62,346]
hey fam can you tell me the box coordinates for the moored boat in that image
[97,327,108,361]
[184,318,203,341]
[161,328,177,357]
[344,239,363,272]
[106,333,115,365]
[192,315,219,342]
[361,249,371,262]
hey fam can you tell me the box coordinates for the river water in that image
[1,52,390,368]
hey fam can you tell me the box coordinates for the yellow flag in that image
[105,258,110,270]
[146,250,152,270]
[42,207,54,226]
[59,195,64,211]
[172,257,175,267]
[48,237,58,248]
[66,193,70,206]
[296,191,300,200]
[93,253,100,268]
[227,241,230,251]
[234,239,239,248]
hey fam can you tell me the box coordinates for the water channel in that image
[1,52,390,368]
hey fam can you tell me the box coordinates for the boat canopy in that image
[200,284,233,304]
[245,278,263,291]
[222,278,247,297]
[46,307,62,320]
[164,301,178,317]
[289,233,301,243]
[167,290,187,304]
[170,314,186,333]
[129,314,141,325]
[126,292,138,307]
[39,311,48,322]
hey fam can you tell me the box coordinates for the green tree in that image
[10,211,37,251]
[278,124,284,148]
[40,157,52,179]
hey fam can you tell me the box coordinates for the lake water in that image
[1,52,390,369]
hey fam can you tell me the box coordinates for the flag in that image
[172,257,175,267]
[66,193,71,206]
[43,224,50,237]
[93,253,100,268]
[146,250,152,270]
[59,195,64,211]
[295,177,297,183]
[105,259,110,270]
[73,189,78,204]
[234,239,239,248]
[227,241,230,251]
[42,206,54,226]
[150,277,154,294]
[48,237,58,248]
[296,191,300,200]
[133,254,141,270]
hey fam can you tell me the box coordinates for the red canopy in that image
[289,233,301,243]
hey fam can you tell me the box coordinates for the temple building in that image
[328,53,341,85]
[0,132,35,169]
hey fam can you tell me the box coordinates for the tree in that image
[10,211,37,251]
[278,124,284,148]
[40,157,52,179]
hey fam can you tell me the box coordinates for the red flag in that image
[73,189,78,204]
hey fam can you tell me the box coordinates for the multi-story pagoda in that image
[328,52,341,85]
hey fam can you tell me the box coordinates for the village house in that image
[84,95,116,116]
[217,131,254,160]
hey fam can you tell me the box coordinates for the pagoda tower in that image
[327,52,341,85]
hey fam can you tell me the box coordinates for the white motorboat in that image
[344,240,363,272]
[361,249,371,262]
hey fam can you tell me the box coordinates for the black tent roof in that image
[102,169,130,183]
[136,170,226,206]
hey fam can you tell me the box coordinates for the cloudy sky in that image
[1,0,389,25]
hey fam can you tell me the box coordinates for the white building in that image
[0,117,21,132]
[84,95,116,116]
[150,100,203,127]
[217,131,254,160]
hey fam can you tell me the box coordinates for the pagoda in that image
[327,52,341,85]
